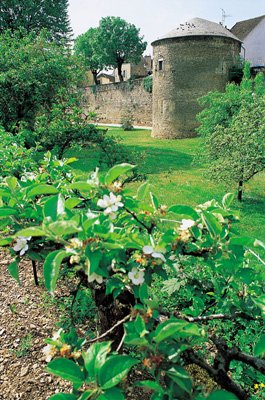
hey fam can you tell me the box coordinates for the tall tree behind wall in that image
[0,0,72,41]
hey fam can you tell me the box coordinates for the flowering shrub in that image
[0,145,265,399]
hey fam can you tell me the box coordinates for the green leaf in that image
[47,220,81,236]
[222,193,234,209]
[6,176,17,191]
[201,211,222,238]
[168,205,199,220]
[230,237,255,247]
[65,198,82,209]
[105,163,135,186]
[0,188,11,197]
[135,380,163,393]
[153,318,200,343]
[98,355,139,389]
[0,207,18,218]
[27,184,58,198]
[137,182,150,200]
[16,227,45,237]
[207,390,239,400]
[124,315,149,346]
[77,391,95,400]
[43,250,68,293]
[49,394,78,400]
[85,249,101,274]
[43,194,65,221]
[46,358,84,386]
[69,182,93,192]
[166,366,192,394]
[8,261,20,285]
[97,388,125,400]
[83,342,111,381]
[254,295,265,316]
[150,192,159,209]
[0,237,12,246]
[254,334,265,357]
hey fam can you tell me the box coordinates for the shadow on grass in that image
[68,143,196,175]
[123,144,195,174]
[238,195,265,216]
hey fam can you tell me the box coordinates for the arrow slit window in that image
[158,58,164,71]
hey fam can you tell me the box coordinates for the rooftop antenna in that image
[221,8,232,26]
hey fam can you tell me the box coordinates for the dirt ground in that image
[0,253,150,400]
[0,252,71,400]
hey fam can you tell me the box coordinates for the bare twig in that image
[116,331,126,352]
[32,260,39,286]
[87,314,131,344]
[125,207,154,234]
[248,248,265,266]
[173,311,255,323]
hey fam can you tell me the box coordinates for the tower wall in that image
[152,36,241,138]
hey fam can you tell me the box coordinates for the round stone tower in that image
[151,18,241,138]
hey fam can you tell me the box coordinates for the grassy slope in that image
[69,127,265,242]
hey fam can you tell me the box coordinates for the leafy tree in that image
[0,30,84,132]
[0,0,72,41]
[74,28,103,85]
[197,63,265,201]
[96,16,147,82]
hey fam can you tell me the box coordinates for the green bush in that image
[142,75,153,93]
[120,109,134,131]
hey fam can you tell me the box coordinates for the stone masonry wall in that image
[152,36,241,138]
[84,78,152,126]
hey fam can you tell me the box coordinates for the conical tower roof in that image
[152,17,241,45]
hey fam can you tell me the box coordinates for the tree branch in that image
[211,336,265,374]
[125,207,154,234]
[172,311,255,323]
[87,314,131,344]
[184,349,248,400]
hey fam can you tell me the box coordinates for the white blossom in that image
[179,219,195,231]
[70,255,81,264]
[87,167,99,186]
[21,172,36,182]
[13,236,31,256]
[65,238,83,253]
[85,259,103,284]
[42,329,63,362]
[97,192,124,219]
[142,245,166,262]
[42,344,57,362]
[87,272,103,284]
[128,267,145,285]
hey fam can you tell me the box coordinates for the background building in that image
[114,55,152,82]
[231,15,265,71]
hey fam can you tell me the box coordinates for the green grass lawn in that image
[69,127,265,242]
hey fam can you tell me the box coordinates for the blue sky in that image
[68,0,265,53]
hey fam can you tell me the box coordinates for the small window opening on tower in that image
[158,58,164,71]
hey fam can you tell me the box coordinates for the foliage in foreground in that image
[0,131,265,400]
[197,63,265,201]
[0,30,84,132]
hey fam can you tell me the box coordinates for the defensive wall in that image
[84,78,152,126]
